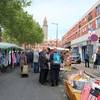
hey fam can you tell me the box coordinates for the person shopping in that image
[95,49,100,77]
[19,51,27,73]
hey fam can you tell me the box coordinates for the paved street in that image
[0,67,69,100]
[0,63,98,100]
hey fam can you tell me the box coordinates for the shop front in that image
[71,41,91,61]
[71,33,96,62]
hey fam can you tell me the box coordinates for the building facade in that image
[34,40,62,51]
[62,1,100,61]
[22,40,62,51]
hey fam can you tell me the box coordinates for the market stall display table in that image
[65,80,81,100]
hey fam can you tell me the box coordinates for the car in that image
[71,52,81,64]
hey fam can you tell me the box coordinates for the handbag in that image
[22,65,28,74]
[90,58,93,63]
[88,88,99,100]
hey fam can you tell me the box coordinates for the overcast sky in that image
[25,0,99,40]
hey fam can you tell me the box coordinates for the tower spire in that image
[43,17,47,26]
[42,17,48,40]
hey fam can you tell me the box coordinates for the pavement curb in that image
[72,66,97,78]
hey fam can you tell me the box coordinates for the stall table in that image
[65,80,81,100]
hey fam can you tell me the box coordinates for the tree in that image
[1,0,44,46]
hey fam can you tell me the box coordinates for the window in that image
[97,5,100,16]
[97,17,100,28]
[89,11,92,15]
[76,32,78,37]
[79,22,81,28]
[80,29,81,36]
[76,25,77,30]
[88,12,92,22]
[88,22,92,28]
[83,28,84,32]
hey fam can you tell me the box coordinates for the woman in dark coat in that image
[19,52,27,73]
[95,49,100,77]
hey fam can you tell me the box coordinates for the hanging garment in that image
[2,55,5,67]
[14,53,16,64]
[0,53,3,67]
[8,53,11,65]
[16,52,20,63]
[5,53,8,67]
[12,53,15,67]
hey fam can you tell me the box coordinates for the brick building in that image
[62,1,100,61]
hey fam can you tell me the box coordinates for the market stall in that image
[65,69,100,100]
[65,80,81,100]
[0,42,25,73]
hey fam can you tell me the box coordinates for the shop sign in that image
[73,42,87,47]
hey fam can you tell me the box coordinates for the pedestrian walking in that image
[19,51,27,73]
[33,49,39,73]
[84,51,90,68]
[95,49,100,77]
[92,52,97,69]
[39,48,48,86]
[50,48,61,87]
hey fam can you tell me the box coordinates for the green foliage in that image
[0,0,44,46]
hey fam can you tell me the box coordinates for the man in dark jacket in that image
[49,48,61,87]
[26,50,32,70]
[39,48,48,86]
[84,51,90,68]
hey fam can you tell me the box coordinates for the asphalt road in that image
[0,67,69,100]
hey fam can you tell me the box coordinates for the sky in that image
[25,0,99,40]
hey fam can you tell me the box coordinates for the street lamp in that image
[52,23,58,47]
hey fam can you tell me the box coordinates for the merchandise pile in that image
[65,69,100,100]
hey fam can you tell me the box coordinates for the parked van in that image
[71,52,81,64]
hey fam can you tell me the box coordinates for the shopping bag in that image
[73,80,85,90]
[90,58,93,63]
[22,65,28,75]
[88,88,99,100]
